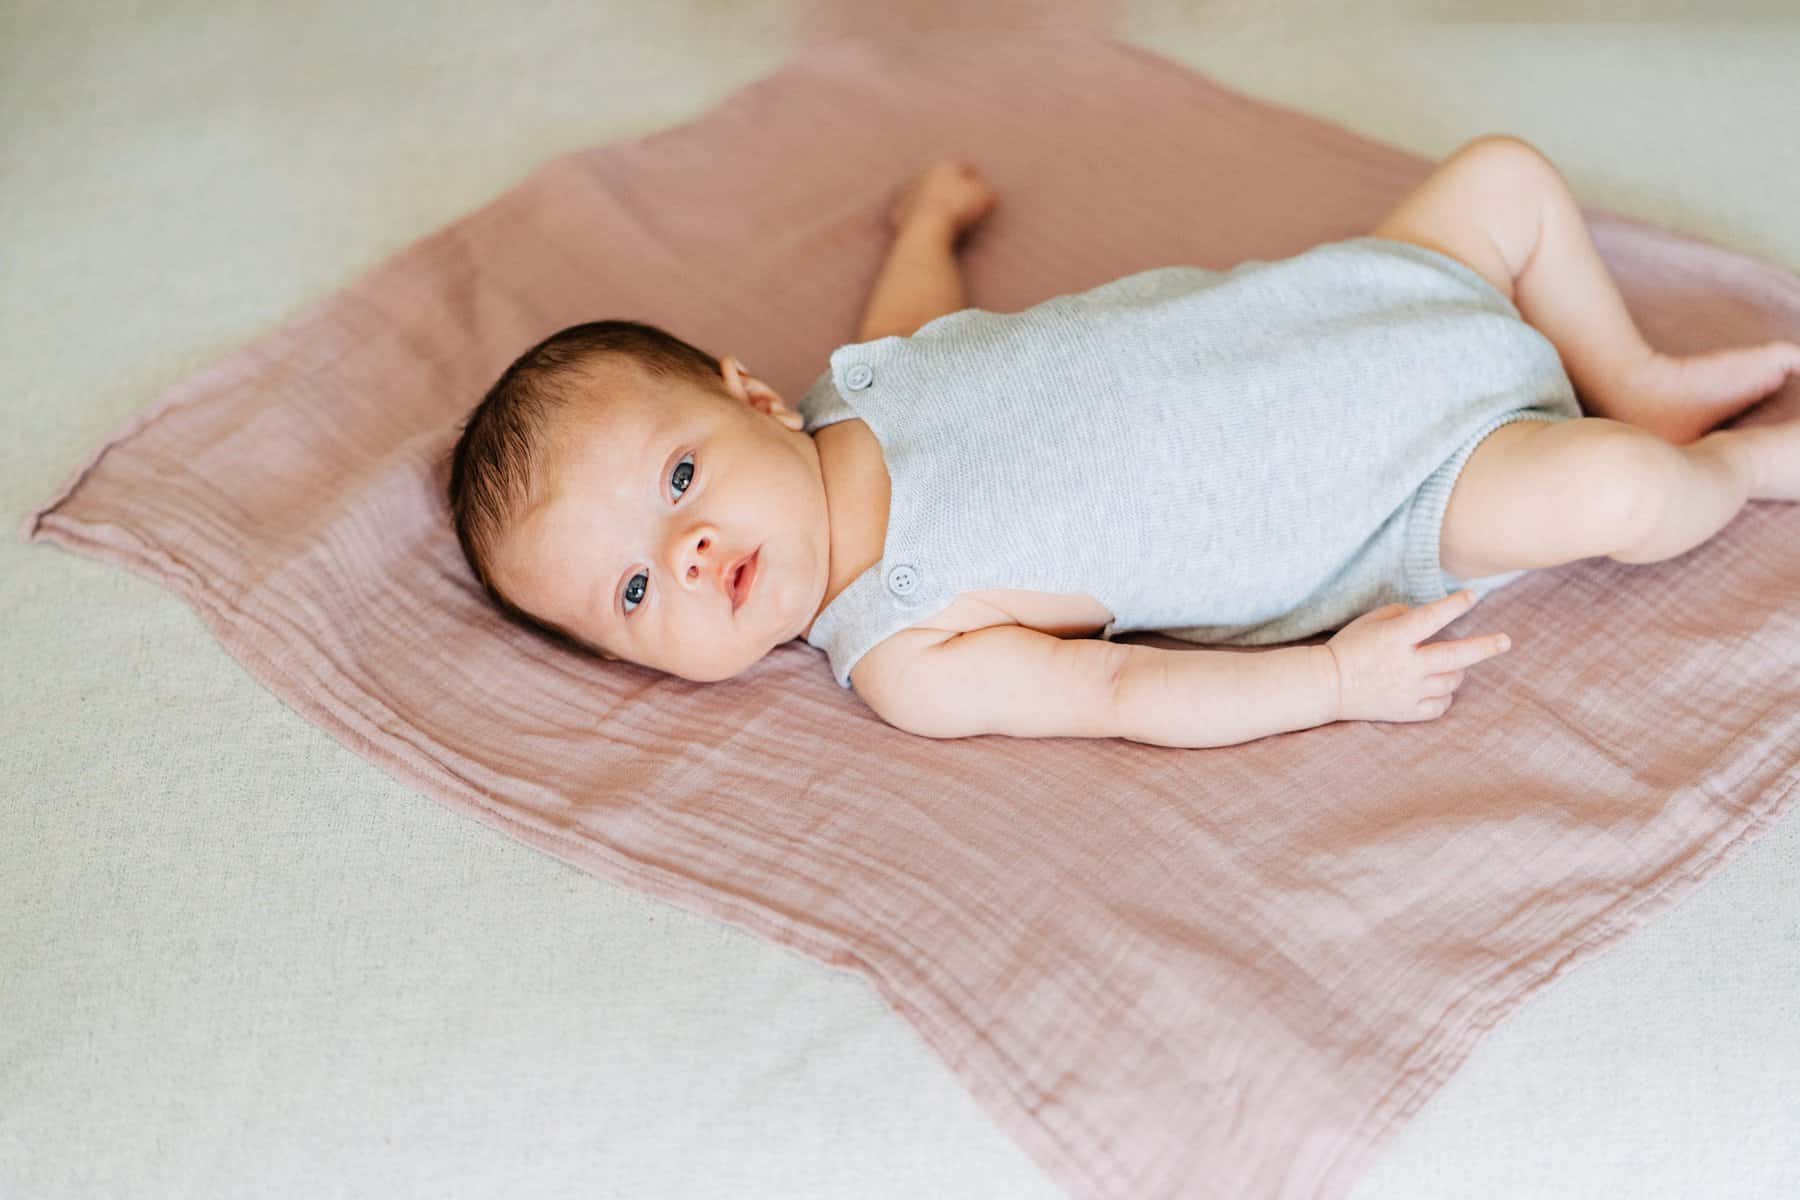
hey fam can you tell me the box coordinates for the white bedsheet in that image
[5,3,1796,1196]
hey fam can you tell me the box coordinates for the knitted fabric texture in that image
[799,236,1581,690]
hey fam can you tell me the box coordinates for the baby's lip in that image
[728,547,760,612]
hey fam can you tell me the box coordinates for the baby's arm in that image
[860,620,1337,746]
[865,592,1508,746]
[1111,642,1339,748]
[857,159,997,342]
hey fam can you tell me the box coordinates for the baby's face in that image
[492,356,831,683]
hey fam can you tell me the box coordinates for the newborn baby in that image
[448,136,1799,748]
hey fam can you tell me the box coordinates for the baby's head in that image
[447,320,831,683]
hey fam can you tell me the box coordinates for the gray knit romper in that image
[798,236,1581,691]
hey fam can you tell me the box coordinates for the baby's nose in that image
[681,532,719,581]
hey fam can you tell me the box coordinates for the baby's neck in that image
[809,420,892,635]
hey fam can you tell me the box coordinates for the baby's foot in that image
[1619,339,1800,446]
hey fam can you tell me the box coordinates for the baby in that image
[448,136,1799,748]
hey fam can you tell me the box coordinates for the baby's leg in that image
[1371,135,1800,446]
[1439,414,1799,581]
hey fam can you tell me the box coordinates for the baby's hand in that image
[1324,590,1512,723]
[887,159,998,241]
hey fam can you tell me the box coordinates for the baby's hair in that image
[446,318,722,656]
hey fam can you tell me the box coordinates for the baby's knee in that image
[1519,418,1669,555]
[1450,133,1560,189]
[1586,427,1686,559]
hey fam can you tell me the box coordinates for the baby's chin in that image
[660,643,774,684]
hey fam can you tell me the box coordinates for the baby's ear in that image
[745,379,804,432]
[725,357,804,432]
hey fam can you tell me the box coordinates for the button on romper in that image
[799,236,1582,691]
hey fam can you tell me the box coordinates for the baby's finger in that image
[1421,630,1511,672]
[1361,602,1409,622]
[1409,589,1478,640]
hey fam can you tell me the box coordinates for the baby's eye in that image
[622,452,695,616]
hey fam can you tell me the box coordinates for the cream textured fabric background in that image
[4,3,1796,1197]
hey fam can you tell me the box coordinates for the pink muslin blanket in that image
[20,28,1800,1200]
